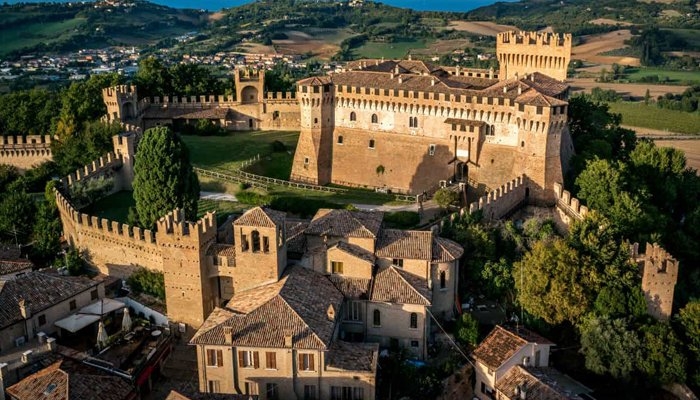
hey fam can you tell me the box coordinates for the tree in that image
[0,164,20,193]
[55,73,122,138]
[513,239,590,325]
[455,313,479,347]
[127,267,166,300]
[53,120,123,175]
[0,190,37,244]
[433,188,458,209]
[679,300,700,386]
[579,315,641,380]
[32,201,62,260]
[638,322,687,385]
[132,127,200,229]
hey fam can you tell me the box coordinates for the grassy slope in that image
[624,67,700,85]
[0,18,86,56]
[608,102,700,134]
[354,40,428,59]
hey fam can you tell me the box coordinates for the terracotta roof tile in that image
[143,107,233,120]
[306,209,383,239]
[443,118,487,127]
[376,229,433,260]
[328,275,372,299]
[191,267,343,349]
[206,244,235,261]
[327,340,379,372]
[285,220,309,254]
[370,266,430,305]
[432,237,464,262]
[6,358,134,400]
[473,325,528,369]
[0,259,33,276]
[495,366,590,400]
[0,271,98,329]
[234,207,285,228]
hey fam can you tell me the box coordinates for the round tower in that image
[290,78,335,185]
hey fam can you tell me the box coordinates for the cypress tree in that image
[132,127,199,229]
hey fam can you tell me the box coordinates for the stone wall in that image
[0,135,53,171]
[551,182,588,234]
[469,175,529,221]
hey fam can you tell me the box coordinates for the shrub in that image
[455,313,479,347]
[271,140,287,152]
[127,268,165,300]
[433,188,459,209]
[384,211,420,229]
[236,189,273,206]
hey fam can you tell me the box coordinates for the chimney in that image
[223,326,233,345]
[489,67,494,79]
[21,350,32,364]
[530,73,535,82]
[518,86,522,95]
[503,86,507,93]
[284,331,293,348]
[390,72,394,79]
[398,76,403,84]
[19,298,30,319]
[407,54,412,61]
[431,78,435,86]
[394,65,399,75]
[46,337,57,352]
[327,304,336,321]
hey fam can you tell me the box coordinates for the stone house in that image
[0,271,104,354]
[472,325,592,400]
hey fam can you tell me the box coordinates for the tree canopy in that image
[132,127,200,229]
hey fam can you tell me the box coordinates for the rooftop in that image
[376,229,433,261]
[328,275,372,300]
[330,241,376,264]
[473,326,554,370]
[495,365,593,400]
[0,259,33,277]
[306,209,383,239]
[326,340,379,372]
[234,206,285,228]
[370,266,431,305]
[0,271,99,329]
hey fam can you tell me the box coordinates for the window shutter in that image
[253,351,260,368]
[309,354,314,371]
[298,354,303,370]
[238,351,244,368]
[217,350,223,367]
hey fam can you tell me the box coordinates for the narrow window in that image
[345,301,362,321]
[69,300,76,311]
[313,117,318,124]
[338,86,343,93]
[384,89,389,96]
[410,312,418,329]
[207,349,224,367]
[238,350,259,368]
[392,258,403,267]
[490,125,496,136]
[313,86,320,93]
[331,261,344,274]
[350,111,356,121]
[373,309,381,326]
[304,157,309,165]
[440,271,446,289]
[353,388,365,400]
[244,382,258,395]
[266,352,277,369]
[252,230,261,252]
[38,314,46,326]
[299,353,315,371]
[304,385,317,400]
[428,144,436,156]
[451,124,456,131]
[90,289,98,300]
[536,106,543,115]
[241,233,249,251]
[337,135,344,144]
[368,139,375,149]
[263,236,270,253]
[208,380,221,393]
[371,114,378,124]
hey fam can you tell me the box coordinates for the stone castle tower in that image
[234,67,265,104]
[103,85,139,123]
[637,243,679,321]
[496,31,572,81]
[157,210,218,328]
[290,77,335,185]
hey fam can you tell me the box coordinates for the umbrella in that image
[97,321,108,349]
[121,308,132,333]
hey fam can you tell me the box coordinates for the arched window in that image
[371,114,378,123]
[337,135,344,144]
[373,309,381,326]
[252,230,261,252]
[410,313,417,329]
[439,271,446,289]
[313,117,318,124]
[350,111,356,121]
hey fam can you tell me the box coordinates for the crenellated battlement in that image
[62,151,123,187]
[156,209,217,242]
[469,175,528,221]
[0,135,54,170]
[631,242,679,321]
[553,182,588,221]
[0,134,52,147]
[497,31,572,47]
[103,84,138,97]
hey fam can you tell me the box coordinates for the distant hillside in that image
[0,1,209,58]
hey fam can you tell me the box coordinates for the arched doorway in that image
[241,86,259,104]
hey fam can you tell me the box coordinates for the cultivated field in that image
[272,29,354,60]
[607,102,700,135]
[654,140,700,171]
[445,21,519,36]
[589,18,633,26]
[354,40,429,59]
[411,39,472,56]
[571,30,640,67]
[569,78,689,97]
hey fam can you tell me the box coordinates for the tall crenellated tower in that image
[234,67,265,104]
[290,77,334,185]
[103,85,139,123]
[157,209,218,329]
[497,31,572,82]
[112,133,136,190]
[637,243,679,321]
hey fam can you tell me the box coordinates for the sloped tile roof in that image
[206,244,235,259]
[376,229,433,260]
[166,390,258,400]
[432,237,464,262]
[327,340,379,372]
[495,366,590,400]
[234,207,285,228]
[0,259,33,276]
[191,266,343,349]
[443,118,487,127]
[143,107,233,120]
[370,266,430,305]
[6,358,134,400]
[306,209,383,239]
[297,76,332,86]
[285,220,309,254]
[0,271,98,329]
[515,90,567,107]
[328,275,372,300]
[473,325,528,369]
[331,241,376,264]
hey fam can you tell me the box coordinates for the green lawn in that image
[354,40,429,59]
[607,102,700,135]
[0,18,86,56]
[624,67,700,85]
[181,131,299,173]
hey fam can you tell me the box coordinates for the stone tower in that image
[637,243,679,321]
[103,85,139,123]
[234,67,265,104]
[112,134,136,190]
[232,207,287,292]
[497,31,572,82]
[290,77,334,185]
[158,210,217,328]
